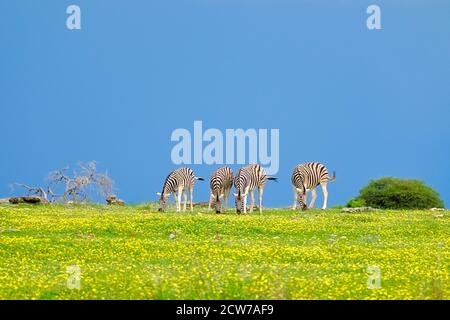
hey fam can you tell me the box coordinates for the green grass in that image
[0,203,448,300]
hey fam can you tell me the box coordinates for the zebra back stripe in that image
[210,167,234,199]
[234,164,268,195]
[161,167,199,196]
[291,162,335,190]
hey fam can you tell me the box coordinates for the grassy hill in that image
[0,204,448,299]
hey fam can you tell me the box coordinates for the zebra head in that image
[157,192,169,212]
[211,192,224,214]
[295,187,307,211]
[233,190,246,213]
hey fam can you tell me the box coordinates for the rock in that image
[0,228,21,233]
[341,207,377,213]
[106,195,116,203]
[76,233,96,239]
[9,196,47,204]
[26,196,45,204]
[9,198,20,204]
[106,195,125,206]
[193,202,209,207]
[168,233,177,240]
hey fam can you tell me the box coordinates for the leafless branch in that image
[13,161,115,204]
[13,183,48,201]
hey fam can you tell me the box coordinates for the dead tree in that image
[47,161,114,203]
[13,161,115,204]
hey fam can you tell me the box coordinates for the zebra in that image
[233,164,277,214]
[291,162,336,210]
[157,167,204,212]
[209,166,234,214]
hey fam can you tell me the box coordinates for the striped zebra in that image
[157,167,204,212]
[291,162,336,210]
[209,166,234,214]
[233,164,277,214]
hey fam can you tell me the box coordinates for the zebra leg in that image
[208,194,213,212]
[226,186,232,211]
[292,186,298,210]
[183,190,187,212]
[223,189,227,212]
[189,187,194,212]
[243,194,248,214]
[320,182,328,210]
[224,188,229,212]
[176,187,183,212]
[304,191,308,209]
[249,190,255,213]
[309,188,317,209]
[173,192,177,207]
[258,187,264,214]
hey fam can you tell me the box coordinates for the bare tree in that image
[48,161,114,203]
[14,161,115,204]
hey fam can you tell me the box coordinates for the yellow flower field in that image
[0,204,448,299]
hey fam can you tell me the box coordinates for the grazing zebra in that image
[291,162,336,210]
[157,167,204,212]
[233,164,277,214]
[209,166,234,214]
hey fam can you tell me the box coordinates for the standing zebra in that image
[233,164,277,214]
[157,167,204,212]
[209,166,234,214]
[291,162,336,210]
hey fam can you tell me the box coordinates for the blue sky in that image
[1,0,449,207]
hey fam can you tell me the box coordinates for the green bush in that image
[346,197,367,208]
[352,177,444,209]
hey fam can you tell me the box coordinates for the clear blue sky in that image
[1,0,449,207]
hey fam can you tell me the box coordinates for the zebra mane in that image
[161,172,173,195]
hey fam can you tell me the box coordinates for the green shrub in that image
[352,177,444,209]
[346,198,367,208]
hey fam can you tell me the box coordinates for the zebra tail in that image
[195,177,205,181]
[327,171,336,182]
[267,177,278,182]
